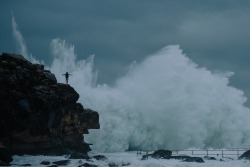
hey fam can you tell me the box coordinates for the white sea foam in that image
[10,151,250,167]
[48,39,250,152]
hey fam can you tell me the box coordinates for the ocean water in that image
[10,151,250,167]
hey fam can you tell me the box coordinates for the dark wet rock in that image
[239,150,250,160]
[19,164,32,166]
[69,152,90,159]
[0,145,12,163]
[170,155,191,160]
[121,162,131,166]
[204,156,216,160]
[0,162,11,166]
[81,109,100,129]
[183,157,205,163]
[152,149,172,159]
[0,53,100,156]
[43,70,57,84]
[141,149,172,160]
[92,155,108,161]
[41,161,50,165]
[52,160,70,166]
[141,154,150,160]
[78,163,98,167]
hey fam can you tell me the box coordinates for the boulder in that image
[183,157,205,163]
[151,150,172,159]
[204,156,216,160]
[170,155,190,160]
[141,149,172,160]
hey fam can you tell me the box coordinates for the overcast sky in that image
[1,0,250,106]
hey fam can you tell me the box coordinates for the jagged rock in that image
[81,109,100,129]
[183,157,205,163]
[239,150,250,159]
[43,70,57,84]
[0,53,100,156]
[92,155,108,161]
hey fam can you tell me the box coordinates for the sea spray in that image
[48,39,250,152]
[11,14,43,64]
[11,13,250,153]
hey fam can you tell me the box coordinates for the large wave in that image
[49,39,250,152]
[11,16,250,152]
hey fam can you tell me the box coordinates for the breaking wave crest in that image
[48,39,250,152]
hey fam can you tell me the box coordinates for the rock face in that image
[0,53,100,159]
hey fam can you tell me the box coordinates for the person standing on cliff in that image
[62,72,72,84]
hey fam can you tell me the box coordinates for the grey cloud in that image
[1,0,250,105]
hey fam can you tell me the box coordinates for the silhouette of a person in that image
[62,72,72,84]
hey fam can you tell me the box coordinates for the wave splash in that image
[10,17,250,152]
[11,13,42,64]
[48,39,250,152]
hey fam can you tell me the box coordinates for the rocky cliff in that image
[0,53,99,163]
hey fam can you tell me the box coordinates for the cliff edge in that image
[0,53,99,163]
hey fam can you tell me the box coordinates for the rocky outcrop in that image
[0,53,99,162]
[142,149,172,160]
[239,150,250,160]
